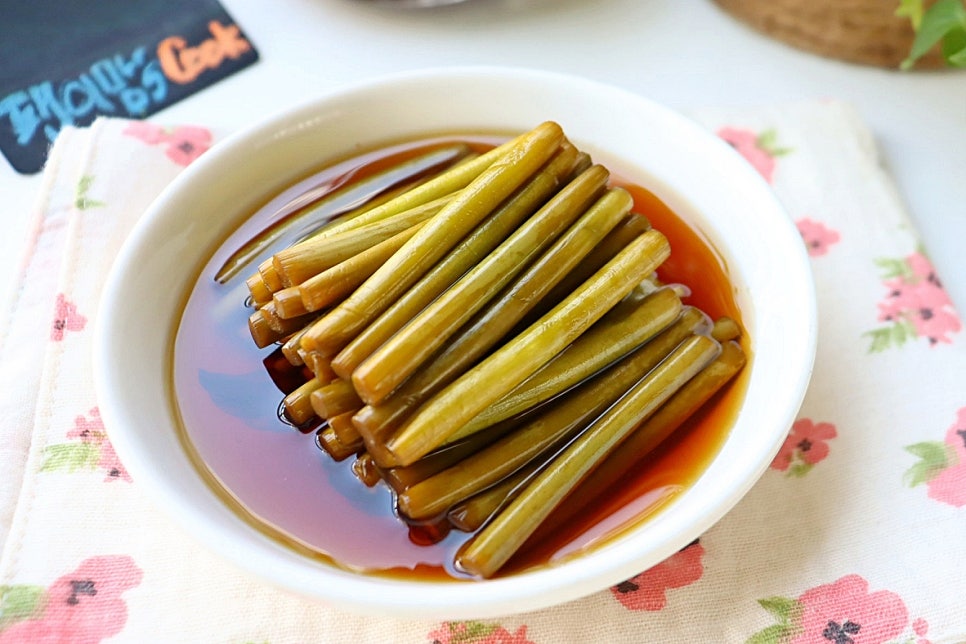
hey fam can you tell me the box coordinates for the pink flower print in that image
[878,275,959,343]
[749,576,921,644]
[428,621,533,644]
[912,617,931,644]
[905,406,966,507]
[122,121,213,166]
[771,418,837,477]
[51,293,87,341]
[164,125,212,166]
[0,555,142,644]
[792,575,908,644]
[945,407,966,461]
[42,407,131,482]
[66,406,104,442]
[796,218,840,257]
[924,454,966,507]
[906,252,936,280]
[868,252,961,351]
[122,120,168,144]
[611,540,704,611]
[96,439,132,483]
[717,127,790,183]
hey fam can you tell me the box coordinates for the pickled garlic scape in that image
[194,122,749,579]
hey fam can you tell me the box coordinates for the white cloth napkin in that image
[0,103,963,643]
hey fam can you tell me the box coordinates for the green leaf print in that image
[865,319,917,353]
[75,175,105,210]
[873,257,915,280]
[759,595,803,625]
[747,596,804,643]
[786,461,814,478]
[892,320,915,345]
[746,623,797,644]
[903,441,954,487]
[40,442,100,473]
[450,621,498,643]
[865,328,889,353]
[0,584,47,630]
[755,129,792,157]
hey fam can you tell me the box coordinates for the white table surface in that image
[2,0,964,313]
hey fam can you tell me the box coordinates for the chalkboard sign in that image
[0,0,259,174]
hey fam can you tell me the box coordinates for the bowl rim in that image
[93,64,817,619]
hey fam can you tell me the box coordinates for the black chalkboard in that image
[0,0,259,174]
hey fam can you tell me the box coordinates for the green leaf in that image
[873,257,913,280]
[901,318,919,338]
[865,327,894,353]
[74,175,105,210]
[757,596,801,624]
[746,623,795,644]
[941,23,966,66]
[865,319,917,351]
[0,584,47,630]
[76,198,106,210]
[891,319,913,346]
[902,0,966,68]
[904,441,954,486]
[756,129,792,156]
[40,443,100,473]
[448,621,496,644]
[905,440,952,463]
[947,41,966,64]
[896,0,926,29]
[787,461,814,478]
[77,174,95,194]
[757,129,778,148]
[905,461,938,487]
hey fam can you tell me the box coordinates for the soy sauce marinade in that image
[172,132,748,581]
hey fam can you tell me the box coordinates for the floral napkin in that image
[0,102,963,643]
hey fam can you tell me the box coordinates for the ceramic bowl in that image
[93,66,816,619]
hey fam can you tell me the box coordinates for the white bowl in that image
[93,66,816,619]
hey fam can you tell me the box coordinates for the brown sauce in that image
[171,135,748,581]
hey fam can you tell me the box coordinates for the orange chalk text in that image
[158,20,251,84]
